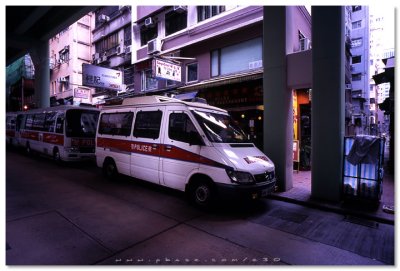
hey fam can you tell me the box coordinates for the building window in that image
[211,37,262,77]
[187,63,198,82]
[352,55,362,64]
[352,6,362,12]
[124,25,132,47]
[165,9,187,36]
[141,70,158,91]
[95,32,119,55]
[59,46,70,63]
[211,50,220,77]
[352,20,362,29]
[140,24,158,46]
[197,6,225,22]
[351,38,362,48]
[352,73,362,81]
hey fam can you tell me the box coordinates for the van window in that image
[16,115,25,131]
[25,114,34,130]
[168,113,198,143]
[133,111,162,139]
[66,110,99,138]
[44,112,57,132]
[6,116,15,130]
[99,112,134,136]
[192,110,249,143]
[55,115,64,134]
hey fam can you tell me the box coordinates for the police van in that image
[96,96,276,207]
[16,105,99,162]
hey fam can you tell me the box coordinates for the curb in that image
[269,194,394,225]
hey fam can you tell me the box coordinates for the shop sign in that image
[74,88,89,99]
[82,64,122,91]
[293,140,300,162]
[198,82,263,108]
[153,58,181,82]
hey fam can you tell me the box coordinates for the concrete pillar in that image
[311,6,345,201]
[30,41,50,108]
[263,6,293,191]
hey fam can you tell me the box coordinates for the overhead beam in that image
[15,6,52,35]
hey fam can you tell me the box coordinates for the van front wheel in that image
[103,159,118,181]
[190,181,214,208]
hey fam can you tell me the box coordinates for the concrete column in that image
[311,6,345,201]
[30,41,50,108]
[263,6,293,191]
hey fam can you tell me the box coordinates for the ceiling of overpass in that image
[6,6,98,66]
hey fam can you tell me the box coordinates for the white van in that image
[17,105,99,162]
[96,96,276,207]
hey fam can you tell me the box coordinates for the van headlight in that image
[226,169,255,184]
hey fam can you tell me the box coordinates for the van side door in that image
[160,110,203,191]
[130,107,164,184]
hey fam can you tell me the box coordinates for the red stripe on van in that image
[21,131,39,141]
[97,137,135,153]
[6,130,15,137]
[97,137,229,169]
[43,133,64,145]
[160,145,225,168]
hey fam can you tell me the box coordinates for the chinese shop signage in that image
[82,64,122,91]
[153,58,181,82]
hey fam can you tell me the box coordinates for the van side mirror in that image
[189,131,204,146]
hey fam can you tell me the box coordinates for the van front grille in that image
[254,171,275,184]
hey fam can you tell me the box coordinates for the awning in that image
[177,69,263,92]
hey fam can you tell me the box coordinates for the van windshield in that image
[66,109,99,138]
[192,110,250,143]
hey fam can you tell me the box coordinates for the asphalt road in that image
[5,148,394,265]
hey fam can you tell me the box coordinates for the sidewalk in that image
[270,169,395,225]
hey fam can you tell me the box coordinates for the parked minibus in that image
[17,105,99,162]
[96,96,276,207]
[6,112,19,147]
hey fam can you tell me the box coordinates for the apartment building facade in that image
[49,13,95,105]
[349,5,370,133]
[91,6,133,104]
[132,5,311,149]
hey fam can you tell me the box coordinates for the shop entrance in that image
[293,89,312,194]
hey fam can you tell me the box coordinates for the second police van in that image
[96,96,276,207]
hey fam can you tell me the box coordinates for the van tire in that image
[53,148,62,164]
[26,142,32,155]
[103,158,118,181]
[189,180,215,208]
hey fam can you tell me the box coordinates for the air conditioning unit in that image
[125,45,132,54]
[345,84,352,89]
[145,17,155,27]
[99,14,110,23]
[100,55,108,63]
[92,53,100,60]
[147,38,161,55]
[173,6,187,13]
[300,38,311,51]
[59,77,68,83]
[117,46,123,55]
[57,59,63,64]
